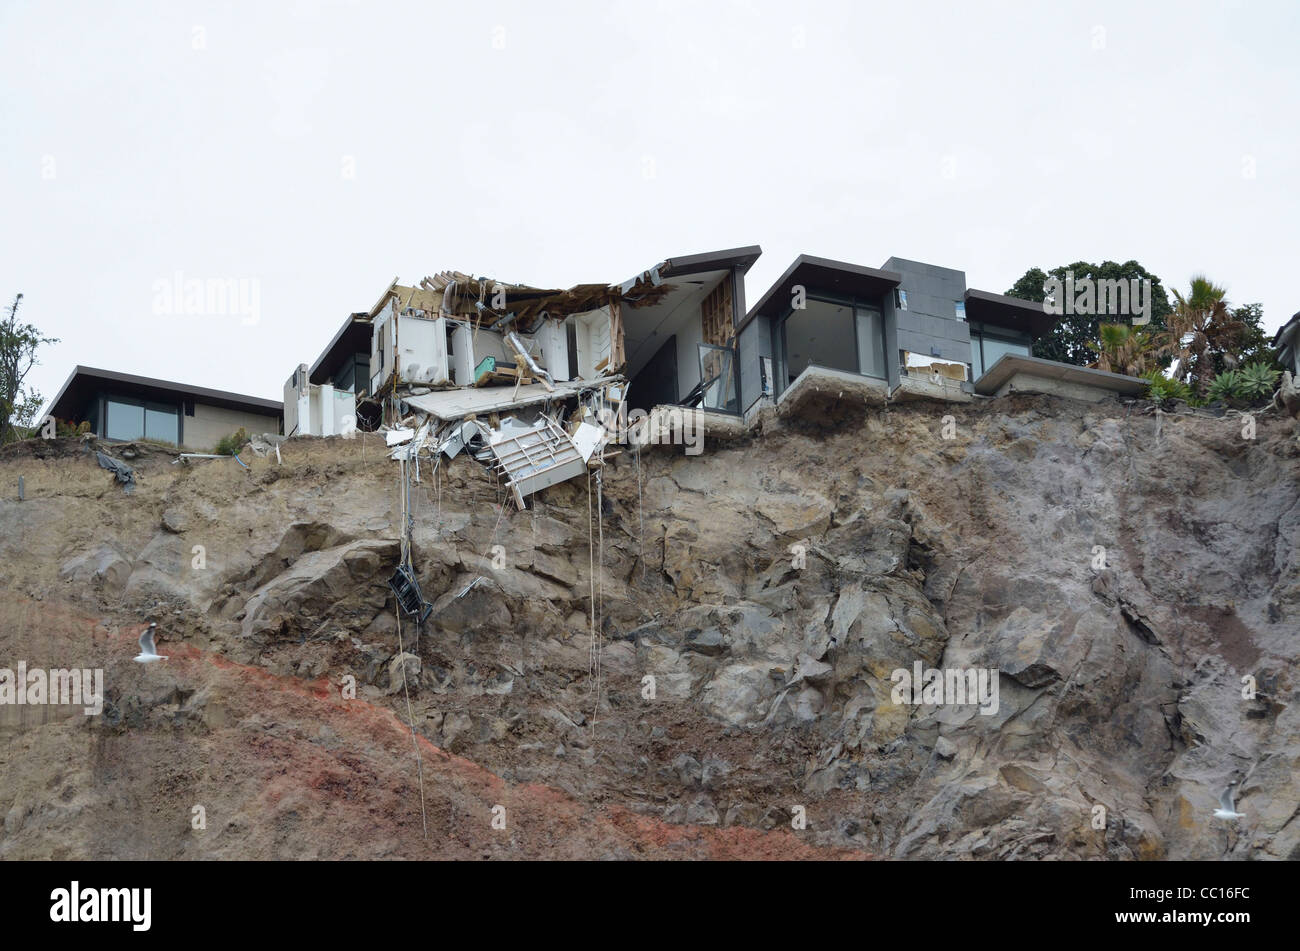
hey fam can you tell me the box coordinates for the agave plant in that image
[1142,371,1193,406]
[1206,369,1247,406]
[1237,361,1281,401]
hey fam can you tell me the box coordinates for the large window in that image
[773,294,887,395]
[331,353,371,394]
[105,399,143,441]
[855,304,884,378]
[103,395,179,444]
[970,325,1033,380]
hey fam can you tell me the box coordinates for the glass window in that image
[105,399,144,441]
[332,361,354,393]
[780,298,857,383]
[145,402,179,445]
[971,329,1032,380]
[855,305,885,379]
[697,343,738,413]
[980,335,1031,373]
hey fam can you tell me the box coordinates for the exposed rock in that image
[1,397,1295,861]
[386,652,421,695]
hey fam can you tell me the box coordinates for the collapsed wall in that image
[0,395,1296,860]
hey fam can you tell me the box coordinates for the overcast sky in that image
[4,0,1296,406]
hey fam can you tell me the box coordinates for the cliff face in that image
[1,395,1296,860]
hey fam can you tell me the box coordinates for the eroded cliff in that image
[1,395,1296,859]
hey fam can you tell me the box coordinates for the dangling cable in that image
[394,458,428,838]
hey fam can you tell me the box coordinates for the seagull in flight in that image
[1213,780,1245,820]
[133,623,168,664]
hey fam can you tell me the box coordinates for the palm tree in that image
[1088,322,1156,376]
[1160,276,1246,396]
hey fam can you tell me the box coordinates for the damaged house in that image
[279,244,1155,516]
[281,247,762,508]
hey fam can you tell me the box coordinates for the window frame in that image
[101,392,183,445]
[770,290,887,397]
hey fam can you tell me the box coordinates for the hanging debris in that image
[488,417,588,509]
[387,563,433,623]
[95,451,136,494]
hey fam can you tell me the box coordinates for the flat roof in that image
[973,354,1147,396]
[309,312,372,385]
[46,366,283,421]
[741,254,903,332]
[964,289,1059,337]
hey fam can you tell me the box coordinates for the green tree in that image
[1006,260,1172,366]
[1161,276,1246,397]
[1222,302,1279,373]
[0,294,59,444]
[1088,322,1157,376]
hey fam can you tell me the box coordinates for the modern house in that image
[275,245,1160,452]
[736,253,1144,415]
[46,366,283,451]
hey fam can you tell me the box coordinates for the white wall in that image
[395,314,450,386]
[674,313,704,400]
[451,322,507,383]
[571,305,612,379]
[283,363,308,436]
[528,318,570,380]
[288,384,356,437]
[370,301,397,391]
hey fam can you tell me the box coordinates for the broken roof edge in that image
[631,245,762,290]
[1273,311,1300,346]
[309,311,373,385]
[366,278,399,319]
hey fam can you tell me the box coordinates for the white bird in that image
[133,623,168,664]
[1213,781,1245,820]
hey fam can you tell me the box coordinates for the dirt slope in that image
[1,395,1296,860]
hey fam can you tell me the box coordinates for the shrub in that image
[1206,369,1247,406]
[1142,371,1193,407]
[213,427,249,456]
[1237,361,1282,401]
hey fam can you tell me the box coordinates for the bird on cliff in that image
[133,623,168,664]
[1213,780,1245,820]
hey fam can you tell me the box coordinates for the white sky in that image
[4,0,1296,406]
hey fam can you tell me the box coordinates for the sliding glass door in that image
[771,293,887,397]
[103,394,180,444]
